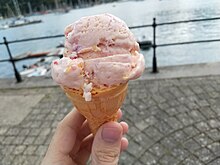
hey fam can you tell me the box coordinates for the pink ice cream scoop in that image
[51,13,145,101]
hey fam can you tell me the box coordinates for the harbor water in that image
[0,0,220,78]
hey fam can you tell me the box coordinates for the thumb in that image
[91,122,123,165]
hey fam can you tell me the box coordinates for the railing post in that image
[152,18,158,73]
[3,37,22,82]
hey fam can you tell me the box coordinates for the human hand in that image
[41,108,129,165]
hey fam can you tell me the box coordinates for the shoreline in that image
[1,61,220,90]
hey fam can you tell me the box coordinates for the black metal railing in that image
[1,16,220,82]
[150,17,220,72]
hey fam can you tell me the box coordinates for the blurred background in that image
[1,1,220,165]
[0,0,220,78]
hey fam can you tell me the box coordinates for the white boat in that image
[18,48,63,77]
[0,24,9,30]
[8,17,42,28]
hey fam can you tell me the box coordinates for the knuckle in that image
[94,148,119,163]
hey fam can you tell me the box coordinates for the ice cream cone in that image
[62,83,128,134]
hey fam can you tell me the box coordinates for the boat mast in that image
[55,0,59,9]
[12,0,22,17]
[6,3,15,17]
[27,2,33,15]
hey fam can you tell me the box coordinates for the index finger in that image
[50,108,86,155]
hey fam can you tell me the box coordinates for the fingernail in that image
[102,124,121,143]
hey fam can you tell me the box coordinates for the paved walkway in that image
[0,74,220,164]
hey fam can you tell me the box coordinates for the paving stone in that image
[13,155,27,165]
[140,151,157,165]
[51,120,60,128]
[35,114,48,120]
[176,113,194,126]
[208,119,220,128]
[1,145,16,156]
[5,128,20,136]
[209,158,220,165]
[188,110,206,122]
[133,160,145,165]
[149,143,166,158]
[154,119,173,135]
[136,100,149,111]
[194,133,213,148]
[23,145,38,155]
[35,145,48,156]
[195,147,215,163]
[145,116,158,126]
[39,128,51,136]
[171,147,189,162]
[167,99,180,107]
[155,110,170,122]
[163,107,179,116]
[211,106,220,116]
[119,152,136,164]
[22,155,39,165]
[195,121,210,132]
[29,129,41,136]
[135,119,150,131]
[207,142,220,157]
[190,85,204,95]
[186,101,200,110]
[179,86,194,96]
[197,100,210,107]
[0,135,5,144]
[199,107,216,119]
[0,127,8,135]
[1,155,15,165]
[128,126,141,138]
[134,132,154,148]
[29,121,42,128]
[3,136,15,145]
[31,109,41,115]
[206,129,220,141]
[203,85,216,93]
[13,145,26,155]
[41,120,53,128]
[197,93,209,100]
[144,126,163,142]
[171,130,188,143]
[169,87,184,98]
[44,133,54,145]
[208,91,219,99]
[160,137,178,151]
[21,120,32,128]
[152,94,166,104]
[159,154,179,165]
[147,106,161,116]
[181,155,204,165]
[34,135,48,145]
[12,136,25,145]
[18,128,30,136]
[35,156,45,165]
[23,136,36,145]
[183,138,201,152]
[127,141,145,158]
[46,114,56,120]
[176,105,190,114]
[158,103,170,110]
[1,76,220,165]
[164,117,183,130]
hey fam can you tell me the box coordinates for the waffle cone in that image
[62,83,128,134]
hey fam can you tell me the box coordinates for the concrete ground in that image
[0,62,220,165]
